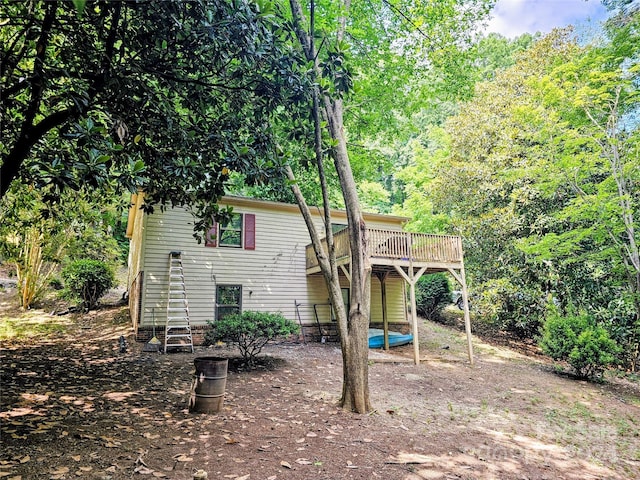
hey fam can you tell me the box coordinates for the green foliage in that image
[357,180,391,213]
[1,0,311,231]
[62,259,115,310]
[415,274,452,321]
[0,184,125,309]
[204,311,299,365]
[413,21,640,378]
[473,279,545,339]
[540,310,620,379]
[1,185,68,308]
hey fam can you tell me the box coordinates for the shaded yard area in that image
[1,297,639,480]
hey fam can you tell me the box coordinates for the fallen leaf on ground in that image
[173,454,193,462]
[134,465,154,474]
[50,467,69,475]
[280,461,292,469]
[386,453,435,464]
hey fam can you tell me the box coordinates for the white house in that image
[125,194,472,361]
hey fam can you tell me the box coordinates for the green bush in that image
[415,273,451,320]
[204,311,299,364]
[540,310,620,380]
[62,259,115,310]
[473,279,544,338]
[593,294,640,372]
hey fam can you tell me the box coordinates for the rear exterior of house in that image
[126,195,410,344]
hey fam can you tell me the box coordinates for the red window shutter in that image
[244,214,255,250]
[205,219,217,247]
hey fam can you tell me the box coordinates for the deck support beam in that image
[447,263,474,365]
[339,264,351,283]
[394,264,427,365]
[374,271,390,350]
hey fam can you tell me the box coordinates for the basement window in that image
[216,285,242,321]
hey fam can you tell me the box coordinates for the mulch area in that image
[1,300,639,480]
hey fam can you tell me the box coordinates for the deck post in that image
[394,264,427,365]
[447,264,474,365]
[459,262,474,365]
[409,278,419,365]
[375,271,390,350]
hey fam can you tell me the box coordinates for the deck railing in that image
[305,228,463,270]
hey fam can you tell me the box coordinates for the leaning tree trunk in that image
[288,0,372,413]
[325,99,373,412]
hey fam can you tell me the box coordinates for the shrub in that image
[592,294,640,372]
[473,279,544,338]
[204,311,299,365]
[540,310,620,380]
[62,259,115,310]
[415,273,451,320]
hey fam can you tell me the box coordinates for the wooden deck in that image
[305,226,473,366]
[305,228,464,274]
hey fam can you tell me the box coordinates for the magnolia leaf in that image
[71,0,87,14]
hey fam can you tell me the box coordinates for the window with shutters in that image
[215,285,242,320]
[219,214,243,247]
[205,213,255,249]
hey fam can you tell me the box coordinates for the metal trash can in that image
[189,357,228,414]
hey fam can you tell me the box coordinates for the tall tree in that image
[1,0,306,225]
[519,14,640,366]
[284,0,494,412]
[425,19,640,365]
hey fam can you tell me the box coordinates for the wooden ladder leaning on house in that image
[165,251,194,353]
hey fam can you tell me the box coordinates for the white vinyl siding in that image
[135,199,408,329]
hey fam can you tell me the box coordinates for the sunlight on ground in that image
[0,314,73,340]
[102,391,138,402]
[396,436,621,480]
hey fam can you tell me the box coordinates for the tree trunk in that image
[288,0,372,413]
[325,98,372,412]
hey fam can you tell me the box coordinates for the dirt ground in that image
[1,293,639,480]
